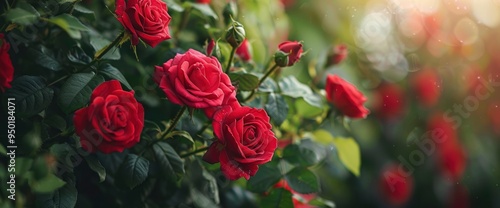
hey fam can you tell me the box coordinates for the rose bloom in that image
[196,0,210,3]
[278,41,303,66]
[115,0,172,47]
[74,80,144,153]
[411,69,441,107]
[203,106,277,180]
[325,74,369,119]
[328,44,348,66]
[379,164,414,206]
[0,33,14,92]
[154,49,235,109]
[236,39,252,62]
[373,83,405,119]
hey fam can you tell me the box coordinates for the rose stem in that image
[196,121,211,136]
[243,64,279,102]
[258,64,279,86]
[180,146,210,158]
[161,106,188,140]
[47,31,126,87]
[225,47,237,74]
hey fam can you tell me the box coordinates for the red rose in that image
[379,164,413,206]
[154,49,236,109]
[196,0,210,4]
[427,112,459,150]
[325,74,369,119]
[438,144,466,181]
[328,44,348,66]
[411,69,441,107]
[203,106,277,180]
[236,39,252,62]
[373,83,405,119]
[115,0,172,47]
[74,80,144,153]
[0,34,14,92]
[277,41,303,66]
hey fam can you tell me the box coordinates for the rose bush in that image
[74,80,144,153]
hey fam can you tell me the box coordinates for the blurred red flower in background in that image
[411,69,441,107]
[379,164,414,206]
[372,83,405,119]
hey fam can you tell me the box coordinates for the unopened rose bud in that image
[236,39,252,62]
[328,44,348,65]
[223,1,238,25]
[274,50,289,67]
[225,20,246,48]
[206,39,215,56]
[276,41,303,67]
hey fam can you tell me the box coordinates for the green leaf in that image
[47,14,89,39]
[313,130,361,176]
[228,73,260,91]
[302,94,323,108]
[191,3,218,19]
[162,0,184,12]
[5,8,39,25]
[49,144,75,173]
[189,160,219,206]
[295,97,324,118]
[279,76,313,98]
[74,4,94,14]
[44,114,67,131]
[30,173,66,193]
[308,197,336,208]
[17,2,40,16]
[167,130,195,150]
[247,164,283,193]
[261,188,294,208]
[27,46,63,71]
[67,46,91,66]
[152,142,184,182]
[282,139,326,167]
[58,72,105,114]
[116,154,150,189]
[85,155,106,182]
[0,144,6,156]
[98,64,132,90]
[36,174,77,208]
[265,93,288,126]
[5,76,54,118]
[259,78,278,93]
[284,167,320,194]
[90,36,121,60]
